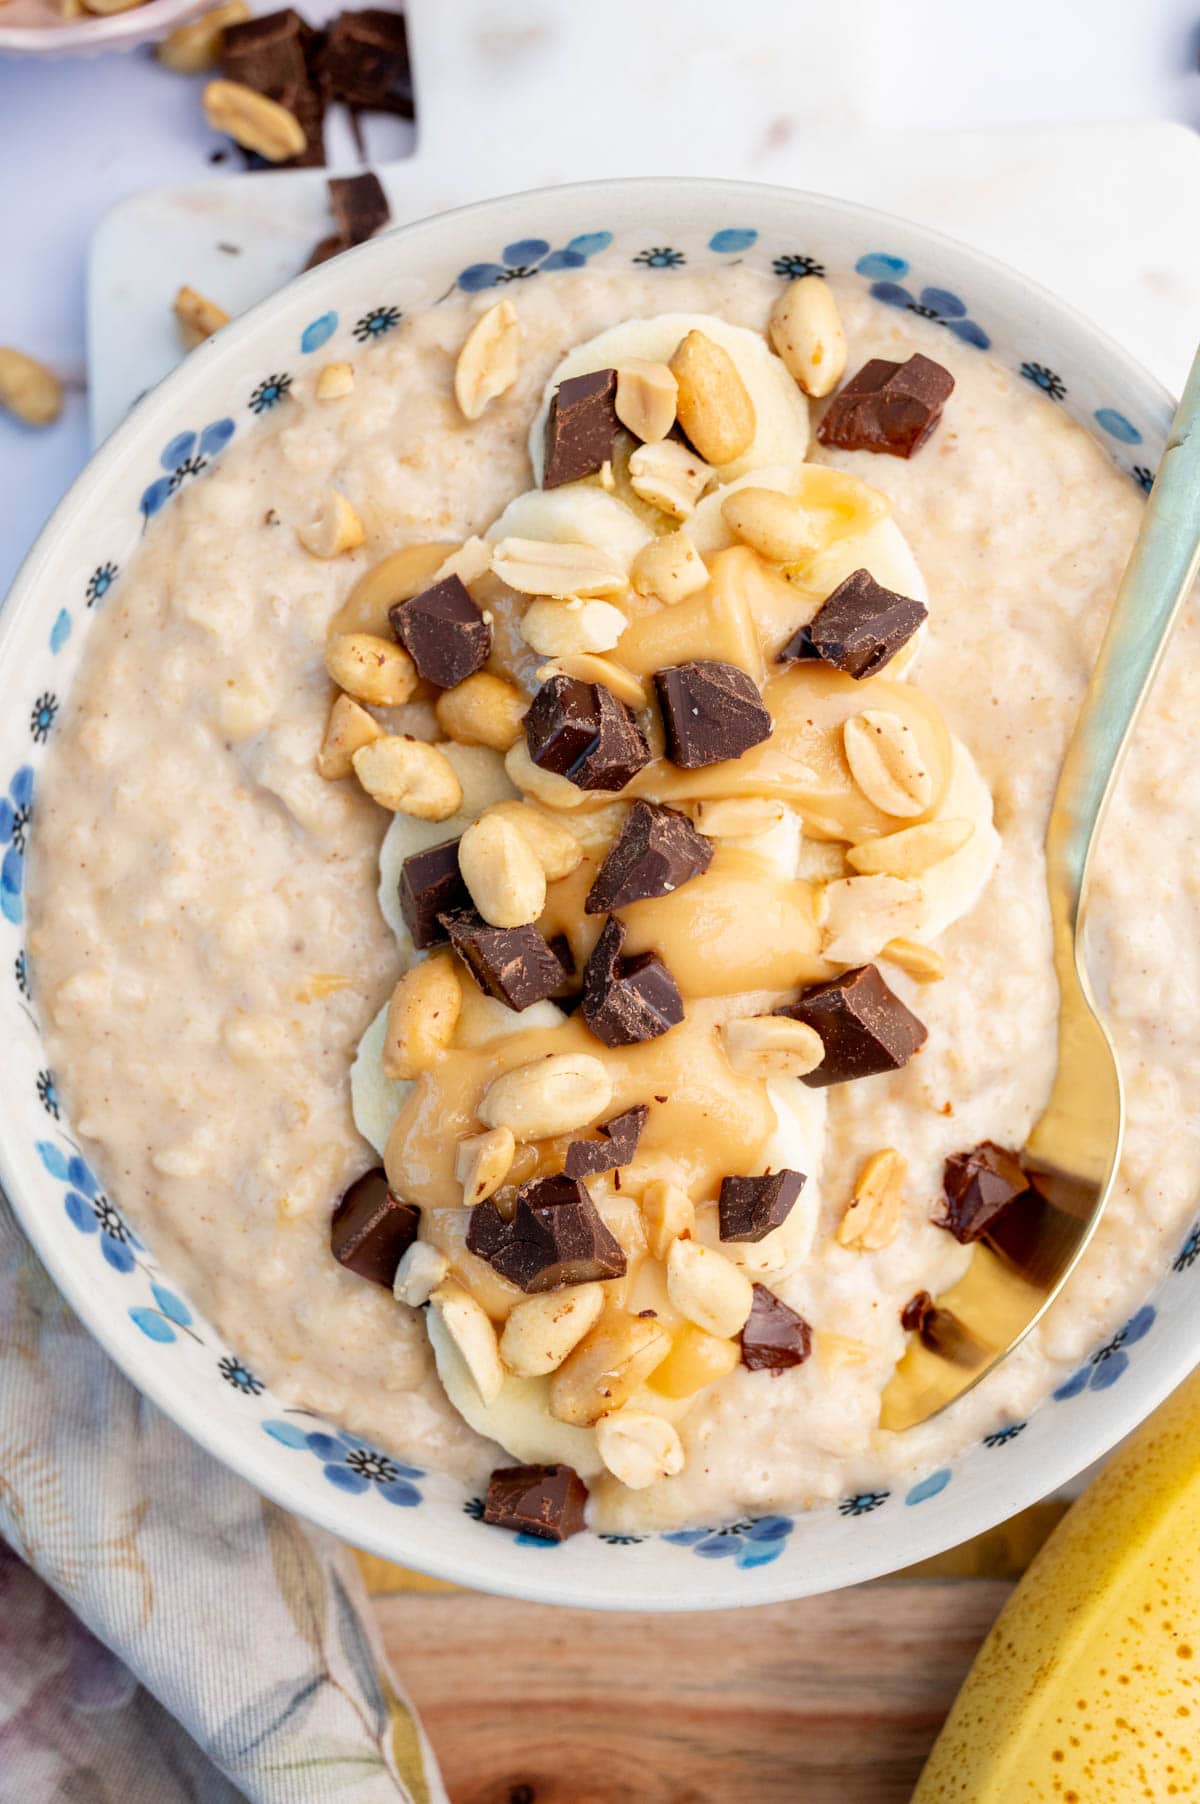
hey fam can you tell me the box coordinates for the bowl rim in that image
[0,0,207,57]
[2,174,1195,1610]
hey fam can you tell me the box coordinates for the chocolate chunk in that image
[483,1462,589,1541]
[467,1173,627,1292]
[398,838,468,951]
[777,964,927,1087]
[524,675,651,792]
[441,911,564,1011]
[653,660,772,769]
[303,232,347,272]
[542,368,620,489]
[739,1283,813,1371]
[817,353,955,459]
[718,1170,805,1243]
[318,7,415,117]
[220,10,325,169]
[331,1167,418,1285]
[389,575,491,690]
[581,915,684,1047]
[585,799,712,914]
[900,1289,935,1334]
[564,1105,649,1179]
[779,568,928,680]
[329,170,390,244]
[939,1141,1029,1244]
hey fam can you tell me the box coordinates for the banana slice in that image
[377,742,518,947]
[485,485,652,573]
[531,313,811,484]
[350,1003,412,1158]
[909,738,999,942]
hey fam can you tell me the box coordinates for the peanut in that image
[491,536,626,598]
[721,486,819,564]
[630,529,707,604]
[500,1283,605,1378]
[394,1240,449,1307]
[0,347,62,427]
[315,362,355,401]
[455,1126,516,1205]
[649,1323,741,1398]
[316,693,382,780]
[666,1238,754,1339]
[174,285,229,351]
[881,937,946,983]
[846,818,974,879]
[819,874,923,964]
[595,1409,685,1489]
[521,597,628,657]
[614,358,678,443]
[691,797,786,838]
[722,1014,825,1079]
[504,738,590,810]
[382,951,462,1080]
[454,297,521,422]
[479,1053,613,1142]
[669,329,756,465]
[202,79,307,163]
[352,736,463,818]
[549,1314,671,1426]
[627,439,711,520]
[458,812,547,928]
[435,671,526,751]
[768,276,848,398]
[535,654,648,711]
[484,801,583,882]
[430,1282,504,1405]
[641,1180,694,1260]
[837,1147,907,1251]
[843,710,933,819]
[325,632,417,707]
[297,490,365,559]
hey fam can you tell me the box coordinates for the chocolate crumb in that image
[938,1141,1029,1244]
[740,1284,813,1371]
[483,1463,588,1541]
[719,1170,805,1243]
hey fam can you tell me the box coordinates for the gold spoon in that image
[881,347,1200,1432]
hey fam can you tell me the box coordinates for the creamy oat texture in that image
[30,267,1198,1535]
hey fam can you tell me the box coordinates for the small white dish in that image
[0,0,206,59]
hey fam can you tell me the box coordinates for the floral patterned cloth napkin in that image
[0,1192,446,1804]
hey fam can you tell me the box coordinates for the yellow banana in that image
[914,1367,1200,1801]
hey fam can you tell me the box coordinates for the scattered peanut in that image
[394,1240,449,1307]
[504,737,591,809]
[479,1053,613,1142]
[521,597,628,657]
[484,801,583,882]
[316,693,383,780]
[382,951,462,1080]
[722,1014,825,1079]
[846,817,974,879]
[435,671,527,751]
[315,361,355,401]
[535,653,648,710]
[455,1126,516,1205]
[157,0,247,62]
[627,439,711,520]
[820,874,923,964]
[433,535,492,587]
[202,78,307,163]
[649,1323,741,1398]
[721,486,819,564]
[641,1179,695,1260]
[174,285,229,351]
[331,542,457,639]
[491,536,626,598]
[630,529,707,603]
[549,1314,671,1426]
[768,276,848,398]
[881,937,946,983]
[691,797,786,838]
[297,490,365,559]
[454,297,521,422]
[595,1409,685,1489]
[0,347,63,427]
[837,1147,907,1251]
[669,329,756,465]
[458,812,547,928]
[352,736,463,818]
[614,358,678,443]
[430,1282,504,1405]
[843,710,934,819]
[666,1238,754,1339]
[325,632,417,707]
[500,1283,606,1378]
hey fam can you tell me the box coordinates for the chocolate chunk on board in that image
[817,353,955,459]
[542,368,621,489]
[740,1283,813,1371]
[939,1140,1029,1244]
[441,911,565,1011]
[220,9,325,169]
[483,1462,589,1541]
[398,838,468,950]
[467,1173,627,1292]
[564,1105,649,1179]
[777,964,927,1087]
[653,660,772,770]
[900,1289,936,1334]
[303,232,347,272]
[718,1170,805,1243]
[389,575,492,690]
[524,675,651,792]
[331,1167,419,1286]
[581,915,684,1048]
[303,172,391,272]
[585,799,713,914]
[780,567,928,680]
[318,7,415,117]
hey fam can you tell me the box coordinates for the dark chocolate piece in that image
[467,1173,627,1292]
[718,1170,805,1243]
[318,7,415,118]
[303,232,346,272]
[441,911,564,1011]
[220,9,325,169]
[542,368,620,489]
[653,660,772,769]
[398,838,468,951]
[585,799,712,914]
[331,1167,418,1286]
[779,567,928,680]
[777,964,926,1087]
[524,675,651,792]
[939,1141,1028,1244]
[389,575,491,690]
[900,1289,935,1334]
[483,1462,589,1541]
[816,353,955,459]
[740,1283,813,1371]
[581,915,684,1048]
[564,1105,649,1179]
[329,170,390,244]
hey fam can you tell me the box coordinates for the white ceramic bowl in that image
[0,0,206,58]
[1,179,1193,1610]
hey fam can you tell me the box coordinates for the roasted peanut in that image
[614,358,678,442]
[430,1282,504,1404]
[325,632,417,707]
[315,362,355,401]
[768,276,848,398]
[382,951,462,1079]
[843,710,933,818]
[297,490,365,559]
[669,329,755,465]
[352,736,464,818]
[837,1148,907,1251]
[881,937,946,983]
[458,812,547,928]
[628,440,711,520]
[595,1408,685,1488]
[435,671,526,751]
[455,1126,516,1205]
[479,1053,613,1142]
[721,486,819,563]
[846,818,974,879]
[549,1313,671,1426]
[722,1014,825,1079]
[640,1180,695,1260]
[316,693,382,780]
[393,1240,449,1307]
[630,529,707,604]
[203,79,307,162]
[454,298,521,422]
[491,537,626,598]
[174,285,229,351]
[666,1238,754,1339]
[484,801,583,882]
[0,347,62,427]
[521,597,628,657]
[500,1283,605,1378]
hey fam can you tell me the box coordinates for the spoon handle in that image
[1049,345,1200,923]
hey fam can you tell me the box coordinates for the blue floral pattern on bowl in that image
[457,234,613,293]
[140,419,236,519]
[264,1417,424,1506]
[1053,1304,1157,1400]
[0,767,33,926]
[663,1515,793,1568]
[856,254,990,350]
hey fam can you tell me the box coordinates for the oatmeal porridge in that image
[28,263,1200,1538]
